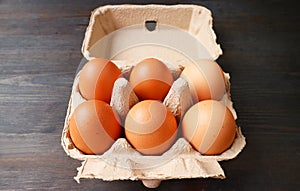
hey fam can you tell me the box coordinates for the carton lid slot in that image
[145,20,157,31]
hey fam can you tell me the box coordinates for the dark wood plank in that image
[0,0,299,190]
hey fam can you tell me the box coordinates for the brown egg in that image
[181,100,236,155]
[79,58,121,103]
[129,58,173,101]
[180,60,225,101]
[69,100,121,155]
[125,100,177,155]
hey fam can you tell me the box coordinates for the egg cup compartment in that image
[61,4,246,188]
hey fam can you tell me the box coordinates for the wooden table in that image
[1,0,299,190]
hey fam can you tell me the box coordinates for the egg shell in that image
[180,60,226,101]
[181,100,236,155]
[129,58,174,101]
[69,100,122,155]
[125,100,178,155]
[112,59,182,81]
[78,58,121,102]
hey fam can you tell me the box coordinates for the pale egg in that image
[180,60,225,101]
[181,100,236,155]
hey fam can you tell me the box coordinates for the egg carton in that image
[61,4,246,188]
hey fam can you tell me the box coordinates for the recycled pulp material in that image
[61,4,246,188]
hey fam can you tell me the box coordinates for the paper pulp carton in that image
[61,4,246,188]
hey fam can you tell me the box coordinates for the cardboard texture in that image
[61,4,246,188]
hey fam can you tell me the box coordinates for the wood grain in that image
[0,0,299,190]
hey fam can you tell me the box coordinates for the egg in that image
[181,100,236,155]
[125,100,177,155]
[129,58,173,101]
[69,100,121,155]
[180,60,225,101]
[79,58,121,103]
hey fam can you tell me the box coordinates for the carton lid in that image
[82,4,222,62]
